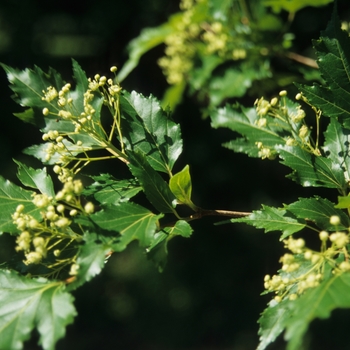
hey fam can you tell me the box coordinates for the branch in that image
[160,208,251,230]
[285,52,318,69]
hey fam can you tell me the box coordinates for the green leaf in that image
[14,160,55,197]
[117,22,175,82]
[66,233,114,291]
[121,91,183,174]
[84,174,142,205]
[257,299,293,350]
[13,108,36,125]
[323,118,350,181]
[335,195,350,209]
[0,176,40,233]
[1,63,63,114]
[263,0,333,13]
[208,62,271,106]
[91,202,162,251]
[163,219,193,239]
[297,9,350,127]
[169,165,197,209]
[232,205,305,239]
[277,145,347,190]
[128,151,177,214]
[287,197,350,231]
[147,220,193,271]
[210,104,286,156]
[0,269,76,350]
[284,272,350,350]
[223,138,260,157]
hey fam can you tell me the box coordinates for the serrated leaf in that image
[128,151,177,214]
[14,160,55,197]
[277,145,347,190]
[323,118,350,181]
[257,299,293,350]
[169,165,197,209]
[147,220,193,271]
[91,202,162,251]
[121,91,183,174]
[223,138,260,157]
[287,197,350,231]
[1,63,63,118]
[23,143,61,165]
[84,174,141,205]
[66,233,114,291]
[297,9,350,127]
[232,205,305,239]
[0,176,41,233]
[284,272,350,350]
[13,108,36,125]
[210,104,286,156]
[0,269,76,350]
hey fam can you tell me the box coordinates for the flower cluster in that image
[264,216,350,302]
[158,0,250,85]
[253,90,320,159]
[12,179,94,273]
[40,66,124,183]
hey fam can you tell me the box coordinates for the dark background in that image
[0,1,350,349]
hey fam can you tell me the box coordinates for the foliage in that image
[211,8,350,349]
[0,1,349,349]
[118,0,324,112]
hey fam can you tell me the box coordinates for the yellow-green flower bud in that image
[84,202,94,214]
[330,215,340,226]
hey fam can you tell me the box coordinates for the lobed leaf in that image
[323,118,350,181]
[287,196,350,231]
[297,9,350,127]
[14,160,55,197]
[0,269,76,350]
[90,202,162,251]
[84,174,142,205]
[277,145,347,190]
[232,205,305,239]
[120,91,183,174]
[257,299,293,350]
[128,151,177,214]
[0,176,40,233]
[210,104,286,157]
[284,272,350,350]
[1,63,63,114]
[66,232,115,291]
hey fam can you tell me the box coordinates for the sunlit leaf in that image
[0,176,40,233]
[84,174,142,205]
[91,202,162,251]
[0,269,76,350]
[232,204,305,239]
[277,145,347,190]
[121,91,183,174]
[14,160,55,197]
[287,196,350,231]
[169,165,197,209]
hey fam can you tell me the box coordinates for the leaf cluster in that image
[211,8,350,349]
[0,60,200,349]
[118,0,324,112]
